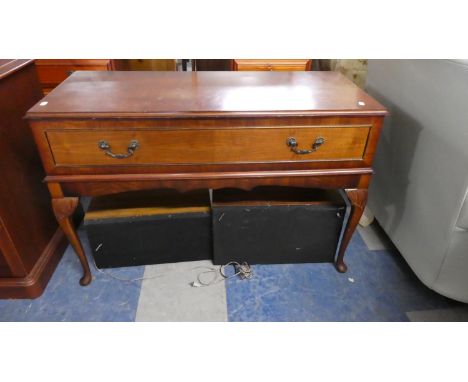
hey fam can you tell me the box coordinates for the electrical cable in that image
[91,254,167,283]
[191,261,253,287]
[91,249,253,286]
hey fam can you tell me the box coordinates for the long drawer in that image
[45,125,370,167]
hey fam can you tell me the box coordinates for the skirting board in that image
[0,228,68,299]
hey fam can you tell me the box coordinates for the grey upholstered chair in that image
[366,60,468,303]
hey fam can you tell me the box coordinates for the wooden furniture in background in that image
[192,59,233,71]
[0,60,68,298]
[26,71,387,286]
[232,59,312,71]
[35,59,122,94]
[118,59,177,71]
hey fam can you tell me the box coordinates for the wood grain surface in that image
[26,71,387,118]
[46,125,370,166]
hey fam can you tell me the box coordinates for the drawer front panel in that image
[233,59,311,71]
[46,126,370,167]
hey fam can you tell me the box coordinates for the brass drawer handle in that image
[286,136,325,155]
[98,139,139,159]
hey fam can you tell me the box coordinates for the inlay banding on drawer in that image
[45,125,371,167]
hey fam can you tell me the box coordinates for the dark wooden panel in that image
[0,59,34,80]
[193,59,232,71]
[0,61,59,272]
[0,248,12,277]
[0,60,67,297]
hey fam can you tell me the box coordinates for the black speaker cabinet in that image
[84,190,212,268]
[211,187,350,265]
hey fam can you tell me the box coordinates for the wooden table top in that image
[26,71,387,119]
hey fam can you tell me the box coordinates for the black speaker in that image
[84,190,212,269]
[211,187,349,265]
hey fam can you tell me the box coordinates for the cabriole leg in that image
[335,188,368,273]
[51,197,92,286]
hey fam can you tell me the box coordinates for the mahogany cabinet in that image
[0,60,68,298]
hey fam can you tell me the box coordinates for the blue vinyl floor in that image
[225,231,464,321]
[0,224,467,322]
[0,233,145,322]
